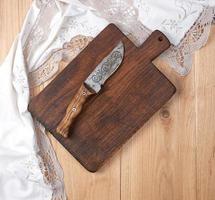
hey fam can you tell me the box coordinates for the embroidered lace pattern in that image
[29,35,93,88]
[23,0,58,66]
[84,0,215,76]
[29,34,93,200]
[22,1,67,199]
[163,6,215,75]
[34,122,66,200]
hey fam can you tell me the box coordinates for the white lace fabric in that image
[81,0,215,75]
[0,0,214,200]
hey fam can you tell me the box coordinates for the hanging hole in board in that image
[158,36,163,42]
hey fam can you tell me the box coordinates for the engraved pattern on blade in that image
[84,41,124,93]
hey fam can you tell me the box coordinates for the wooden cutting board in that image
[29,24,176,172]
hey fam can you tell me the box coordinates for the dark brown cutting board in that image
[29,24,176,172]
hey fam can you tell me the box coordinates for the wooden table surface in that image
[1,1,215,200]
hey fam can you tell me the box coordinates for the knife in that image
[56,41,124,138]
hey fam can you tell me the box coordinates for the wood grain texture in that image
[29,24,176,172]
[0,0,31,62]
[121,55,197,200]
[195,27,215,200]
[1,1,215,200]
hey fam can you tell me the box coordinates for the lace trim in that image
[7,152,52,200]
[84,1,214,76]
[28,35,93,200]
[23,0,58,65]
[34,122,66,200]
[29,35,93,88]
[162,6,214,75]
[23,1,66,200]
[27,1,214,82]
[8,39,53,200]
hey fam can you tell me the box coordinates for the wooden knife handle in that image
[56,83,94,138]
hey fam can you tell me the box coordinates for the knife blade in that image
[57,41,124,138]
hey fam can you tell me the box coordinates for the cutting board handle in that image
[138,30,170,61]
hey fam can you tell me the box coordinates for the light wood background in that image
[0,1,215,200]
